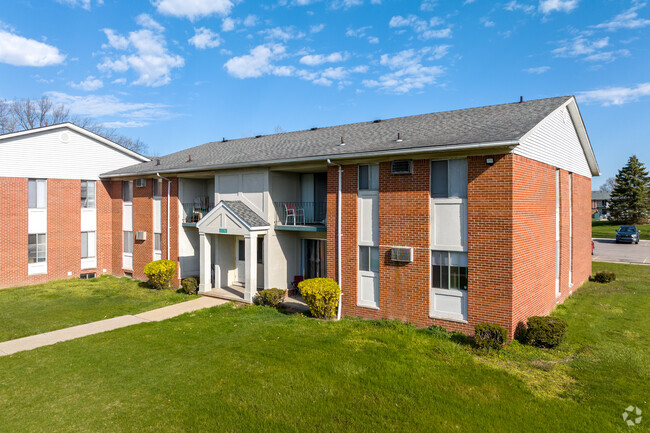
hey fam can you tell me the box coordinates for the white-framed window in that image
[358,164,379,191]
[28,179,47,209]
[431,159,467,199]
[432,251,468,291]
[359,246,379,272]
[81,231,96,259]
[154,233,162,252]
[123,231,133,254]
[153,179,162,197]
[28,234,47,263]
[122,181,133,203]
[81,181,96,208]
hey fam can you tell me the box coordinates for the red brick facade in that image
[326,154,592,338]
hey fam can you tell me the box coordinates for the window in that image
[358,164,379,190]
[359,246,379,272]
[391,160,413,174]
[81,181,96,208]
[28,179,46,209]
[28,234,47,263]
[257,237,264,264]
[153,179,162,197]
[238,239,245,261]
[123,231,133,254]
[154,233,162,252]
[432,251,467,290]
[81,231,96,259]
[80,273,96,279]
[431,159,467,199]
[122,181,133,203]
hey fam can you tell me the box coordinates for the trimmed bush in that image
[474,323,507,350]
[143,260,177,290]
[297,278,341,319]
[593,270,616,283]
[526,316,568,348]
[254,288,287,308]
[181,277,198,295]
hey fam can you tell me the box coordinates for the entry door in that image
[236,239,245,285]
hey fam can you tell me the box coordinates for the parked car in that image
[615,225,640,244]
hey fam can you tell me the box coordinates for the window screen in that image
[122,181,133,203]
[28,179,46,209]
[81,181,96,208]
[430,161,448,198]
[28,234,47,263]
[123,231,133,254]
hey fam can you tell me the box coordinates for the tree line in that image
[0,96,147,154]
[600,155,649,224]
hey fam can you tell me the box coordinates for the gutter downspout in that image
[156,173,172,261]
[327,159,343,321]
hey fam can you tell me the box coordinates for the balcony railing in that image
[182,202,215,224]
[275,202,326,226]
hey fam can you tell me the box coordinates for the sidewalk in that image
[0,296,226,357]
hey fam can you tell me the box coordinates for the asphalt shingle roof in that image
[222,201,269,228]
[103,96,572,177]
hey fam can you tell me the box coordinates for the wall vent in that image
[391,247,413,262]
[135,178,147,188]
[391,160,413,174]
[135,231,147,241]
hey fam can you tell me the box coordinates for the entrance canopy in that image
[196,200,270,235]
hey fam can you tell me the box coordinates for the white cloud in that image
[0,30,66,66]
[345,25,379,43]
[243,15,258,27]
[330,0,363,9]
[594,3,650,31]
[420,0,437,11]
[70,75,104,91]
[98,15,184,87]
[152,0,233,20]
[310,24,326,33]
[46,91,169,119]
[389,15,452,39]
[112,78,127,84]
[189,27,221,49]
[480,17,495,27]
[539,0,579,14]
[576,82,650,106]
[368,36,379,44]
[101,120,148,128]
[504,1,535,14]
[259,26,305,41]
[300,52,347,66]
[363,47,444,93]
[224,44,287,79]
[55,0,100,10]
[553,35,609,57]
[524,66,550,74]
[222,17,237,32]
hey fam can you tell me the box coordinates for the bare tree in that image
[599,177,616,193]
[0,96,147,154]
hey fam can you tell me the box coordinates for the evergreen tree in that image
[609,155,650,224]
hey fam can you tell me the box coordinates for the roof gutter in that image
[101,139,519,179]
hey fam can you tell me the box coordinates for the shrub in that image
[474,323,507,350]
[143,260,177,290]
[593,270,616,283]
[181,277,198,295]
[526,316,568,348]
[297,278,341,319]
[254,288,287,308]
[426,325,450,339]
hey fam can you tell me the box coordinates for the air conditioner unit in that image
[391,247,413,262]
[135,178,147,187]
[135,231,147,241]
[391,160,413,174]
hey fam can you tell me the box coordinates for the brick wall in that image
[132,179,154,281]
[110,180,124,276]
[511,155,592,335]
[97,180,114,276]
[0,178,28,288]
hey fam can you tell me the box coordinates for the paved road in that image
[592,238,650,265]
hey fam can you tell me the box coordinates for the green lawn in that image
[0,262,647,432]
[0,275,197,342]
[592,220,650,240]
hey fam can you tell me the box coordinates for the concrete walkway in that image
[0,296,226,357]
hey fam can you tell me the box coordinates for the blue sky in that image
[1,0,649,187]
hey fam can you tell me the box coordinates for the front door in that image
[236,239,245,285]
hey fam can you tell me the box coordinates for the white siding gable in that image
[0,127,145,180]
[515,102,592,178]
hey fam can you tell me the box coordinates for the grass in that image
[0,275,197,342]
[0,262,647,432]
[592,220,650,240]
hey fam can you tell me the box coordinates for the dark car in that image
[615,225,640,244]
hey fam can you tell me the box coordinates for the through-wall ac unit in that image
[391,247,413,262]
[135,178,147,187]
[135,231,147,241]
[391,160,413,174]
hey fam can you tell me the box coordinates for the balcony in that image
[274,202,326,232]
[182,202,215,226]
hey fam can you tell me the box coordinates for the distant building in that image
[592,190,610,219]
